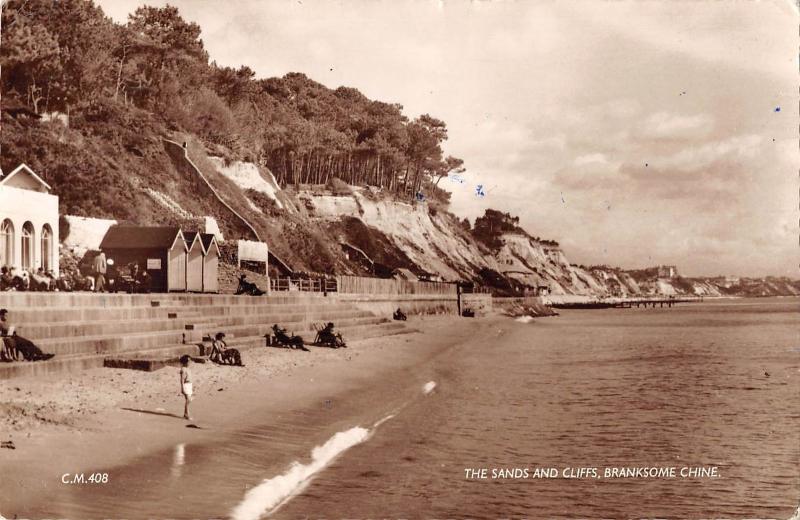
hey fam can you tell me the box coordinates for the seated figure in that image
[393,308,407,321]
[0,267,13,291]
[271,324,307,350]
[0,308,54,362]
[31,268,52,291]
[236,274,264,296]
[209,332,227,363]
[314,322,346,348]
[209,332,242,366]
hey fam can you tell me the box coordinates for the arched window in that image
[41,224,53,272]
[21,221,35,270]
[0,219,13,267]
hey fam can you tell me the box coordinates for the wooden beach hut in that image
[200,233,219,293]
[99,226,187,292]
[184,232,204,293]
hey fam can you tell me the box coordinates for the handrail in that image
[270,277,338,293]
[162,139,261,242]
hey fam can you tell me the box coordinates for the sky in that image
[97,0,799,277]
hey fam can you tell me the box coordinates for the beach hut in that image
[200,233,219,293]
[184,232,204,292]
[99,226,187,292]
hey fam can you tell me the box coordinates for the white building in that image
[0,164,60,275]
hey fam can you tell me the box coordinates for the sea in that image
[30,297,800,519]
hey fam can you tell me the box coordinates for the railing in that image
[269,274,493,297]
[336,275,457,295]
[269,277,338,293]
[461,286,492,294]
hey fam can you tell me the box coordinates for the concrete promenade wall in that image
[492,296,553,316]
[462,293,493,315]
[0,290,493,319]
[335,292,492,317]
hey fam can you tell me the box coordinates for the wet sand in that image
[0,315,485,518]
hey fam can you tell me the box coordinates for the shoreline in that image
[0,315,488,517]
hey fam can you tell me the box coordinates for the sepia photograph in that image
[0,0,798,518]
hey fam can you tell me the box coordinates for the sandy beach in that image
[0,315,486,517]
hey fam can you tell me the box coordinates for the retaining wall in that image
[335,292,492,317]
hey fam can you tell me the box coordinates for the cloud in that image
[573,153,608,166]
[638,112,714,140]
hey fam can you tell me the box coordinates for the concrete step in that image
[0,292,183,309]
[202,315,391,343]
[0,322,414,379]
[13,308,377,342]
[10,306,190,324]
[206,309,377,329]
[7,301,364,325]
[101,321,414,371]
[34,329,203,357]
[13,316,208,340]
[0,353,108,379]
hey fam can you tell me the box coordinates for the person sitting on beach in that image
[0,309,18,361]
[315,322,346,348]
[209,332,227,363]
[0,309,54,362]
[179,355,193,420]
[209,332,243,366]
[393,308,407,321]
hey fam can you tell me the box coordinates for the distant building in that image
[418,271,444,282]
[0,164,59,275]
[658,265,678,278]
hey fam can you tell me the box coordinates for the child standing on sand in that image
[179,355,193,420]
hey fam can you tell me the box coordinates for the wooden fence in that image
[269,277,338,293]
[335,275,457,295]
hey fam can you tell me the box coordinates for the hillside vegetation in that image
[2,0,797,297]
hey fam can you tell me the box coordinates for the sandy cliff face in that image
[306,191,497,280]
[209,157,285,209]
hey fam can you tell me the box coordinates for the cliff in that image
[4,100,797,297]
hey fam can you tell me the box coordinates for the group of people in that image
[0,309,54,362]
[91,252,152,294]
[1,266,66,292]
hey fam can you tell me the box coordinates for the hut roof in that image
[183,231,202,250]
[100,225,183,250]
[200,233,218,253]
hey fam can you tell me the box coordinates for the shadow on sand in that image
[121,407,184,419]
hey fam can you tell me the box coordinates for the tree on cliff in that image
[1,0,465,198]
[472,209,523,250]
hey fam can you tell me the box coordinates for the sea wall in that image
[462,293,493,315]
[334,293,458,317]
[493,296,555,317]
[332,292,491,317]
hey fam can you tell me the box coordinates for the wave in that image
[230,382,438,519]
[230,412,397,520]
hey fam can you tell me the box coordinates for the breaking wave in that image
[230,413,396,520]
